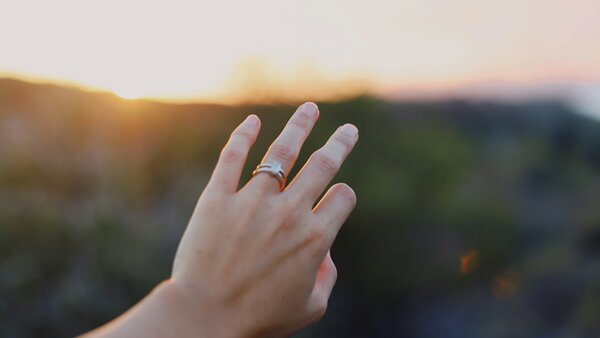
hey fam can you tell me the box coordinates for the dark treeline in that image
[1,78,600,337]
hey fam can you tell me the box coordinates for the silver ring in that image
[252,161,286,191]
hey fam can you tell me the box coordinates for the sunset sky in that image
[1,0,599,103]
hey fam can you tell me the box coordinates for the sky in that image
[1,0,599,105]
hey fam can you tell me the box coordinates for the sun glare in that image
[114,89,141,100]
[111,81,156,100]
[0,0,598,102]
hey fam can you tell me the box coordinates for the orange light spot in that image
[460,250,479,274]
[492,269,519,300]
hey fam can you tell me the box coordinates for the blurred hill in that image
[1,78,600,338]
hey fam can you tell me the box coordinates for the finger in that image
[307,252,337,321]
[251,102,319,193]
[288,123,358,203]
[207,114,261,193]
[312,183,356,247]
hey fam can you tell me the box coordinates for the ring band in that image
[252,161,286,191]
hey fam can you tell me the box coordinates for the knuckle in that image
[274,194,295,215]
[334,132,355,150]
[279,192,300,212]
[220,146,244,163]
[312,151,339,175]
[289,115,311,131]
[232,127,253,142]
[280,192,305,218]
[269,143,295,162]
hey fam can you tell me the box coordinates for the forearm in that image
[80,280,242,338]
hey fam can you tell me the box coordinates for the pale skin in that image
[82,102,358,338]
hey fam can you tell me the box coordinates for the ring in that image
[252,161,286,191]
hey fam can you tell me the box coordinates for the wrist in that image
[156,279,250,338]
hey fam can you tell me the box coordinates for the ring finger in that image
[287,123,358,204]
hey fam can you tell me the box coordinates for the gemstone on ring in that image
[252,161,286,191]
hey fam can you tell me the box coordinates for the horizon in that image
[2,75,600,123]
[1,0,599,105]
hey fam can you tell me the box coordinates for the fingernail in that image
[340,123,358,138]
[245,114,259,126]
[300,102,318,118]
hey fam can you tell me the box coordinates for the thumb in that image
[307,251,337,321]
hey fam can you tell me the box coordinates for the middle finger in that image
[251,102,319,192]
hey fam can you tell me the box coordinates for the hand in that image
[172,102,358,337]
[82,102,358,338]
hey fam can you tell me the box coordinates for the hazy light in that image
[570,84,600,121]
[113,84,143,100]
[1,0,599,102]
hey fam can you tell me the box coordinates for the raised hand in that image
[83,102,358,338]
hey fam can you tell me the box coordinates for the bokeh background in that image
[2,1,600,337]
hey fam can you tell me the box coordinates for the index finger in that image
[207,114,261,193]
